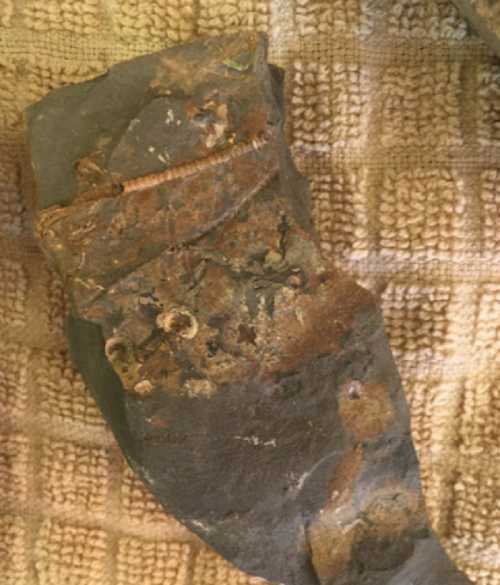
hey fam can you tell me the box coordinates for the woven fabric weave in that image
[0,1,499,584]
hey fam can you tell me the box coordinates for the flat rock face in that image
[26,33,472,585]
[452,0,500,56]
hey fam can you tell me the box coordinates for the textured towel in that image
[0,1,499,584]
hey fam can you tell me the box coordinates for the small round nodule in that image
[156,307,199,339]
[104,336,129,362]
[134,379,153,396]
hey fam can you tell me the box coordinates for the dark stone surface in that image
[26,33,473,585]
[452,0,500,57]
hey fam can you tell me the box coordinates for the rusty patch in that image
[338,380,396,441]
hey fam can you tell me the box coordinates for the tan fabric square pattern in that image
[387,0,468,39]
[198,0,271,36]
[0,259,28,329]
[294,0,373,37]
[110,0,195,42]
[40,439,109,517]
[0,514,28,585]
[117,538,192,585]
[478,63,500,148]
[379,61,463,148]
[192,548,265,585]
[0,340,30,417]
[0,433,29,505]
[36,349,105,429]
[472,283,500,360]
[22,0,103,35]
[0,157,25,236]
[121,465,170,526]
[309,166,370,258]
[479,170,500,255]
[378,168,466,256]
[35,519,108,585]
[381,283,452,363]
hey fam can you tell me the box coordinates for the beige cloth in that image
[0,0,499,584]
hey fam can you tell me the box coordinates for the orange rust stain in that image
[307,448,363,583]
[338,380,396,441]
[309,518,357,585]
[237,108,268,139]
[328,446,363,505]
[308,463,426,583]
[272,273,376,374]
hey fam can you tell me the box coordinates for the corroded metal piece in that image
[26,33,472,585]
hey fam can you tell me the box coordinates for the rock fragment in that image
[26,33,472,585]
[452,0,500,56]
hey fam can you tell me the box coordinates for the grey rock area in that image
[25,33,474,585]
[452,0,500,56]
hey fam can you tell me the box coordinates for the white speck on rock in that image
[192,520,212,532]
[296,471,310,492]
[158,149,170,165]
[142,468,157,487]
[129,118,140,130]
[165,109,175,125]
[234,435,277,447]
